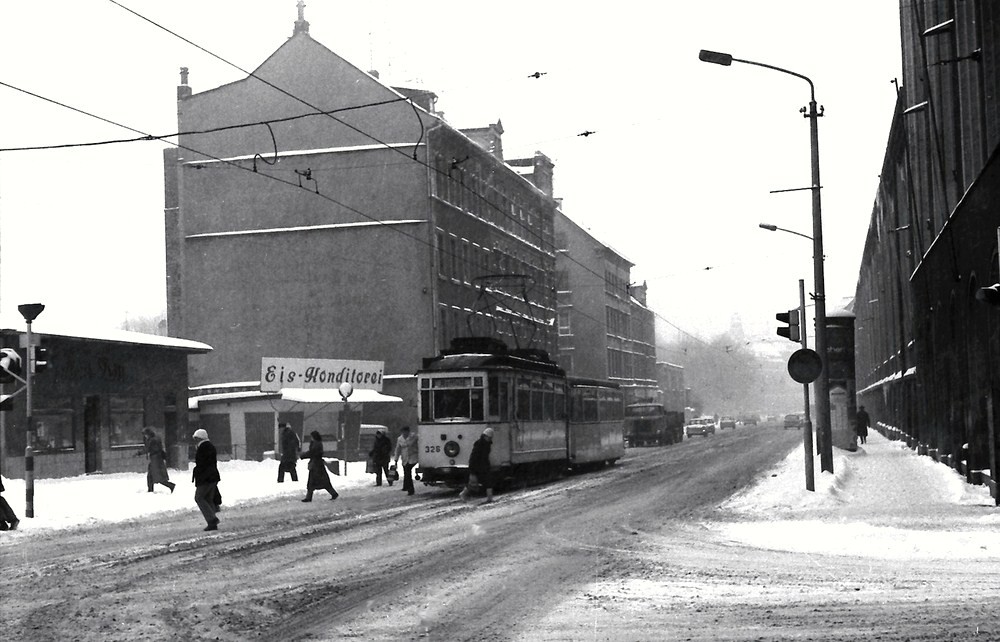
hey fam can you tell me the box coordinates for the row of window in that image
[6,395,149,453]
[436,230,554,295]
[419,374,623,424]
[433,154,555,250]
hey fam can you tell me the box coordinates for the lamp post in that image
[759,222,813,242]
[701,49,833,473]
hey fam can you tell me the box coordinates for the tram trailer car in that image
[416,337,624,489]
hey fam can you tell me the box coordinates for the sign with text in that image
[260,357,385,393]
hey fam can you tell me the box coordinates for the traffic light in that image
[31,342,49,374]
[0,348,23,384]
[776,308,801,342]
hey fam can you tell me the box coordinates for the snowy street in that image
[3,427,1000,640]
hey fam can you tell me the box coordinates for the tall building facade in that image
[855,1,1000,487]
[553,212,658,403]
[164,10,557,396]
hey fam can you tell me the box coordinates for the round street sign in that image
[787,348,823,384]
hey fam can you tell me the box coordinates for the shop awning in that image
[279,388,403,403]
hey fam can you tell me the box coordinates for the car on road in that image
[685,417,716,437]
[719,416,736,430]
[783,413,802,430]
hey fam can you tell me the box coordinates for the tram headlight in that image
[444,440,460,457]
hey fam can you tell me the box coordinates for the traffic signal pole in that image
[24,318,35,518]
[799,279,815,492]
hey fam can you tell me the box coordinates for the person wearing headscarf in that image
[140,427,175,493]
[191,428,221,531]
[460,427,494,503]
[300,431,338,502]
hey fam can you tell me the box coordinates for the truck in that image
[623,403,684,446]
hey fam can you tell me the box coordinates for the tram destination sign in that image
[260,357,385,393]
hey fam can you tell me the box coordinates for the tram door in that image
[83,396,102,473]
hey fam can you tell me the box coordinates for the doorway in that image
[83,396,102,473]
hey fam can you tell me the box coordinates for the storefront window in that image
[35,397,74,452]
[110,395,145,447]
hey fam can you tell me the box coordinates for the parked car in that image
[719,416,736,430]
[783,414,802,430]
[685,417,716,437]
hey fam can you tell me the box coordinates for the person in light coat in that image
[393,426,419,495]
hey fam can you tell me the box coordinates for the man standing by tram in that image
[394,426,419,496]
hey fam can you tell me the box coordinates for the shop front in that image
[0,324,211,479]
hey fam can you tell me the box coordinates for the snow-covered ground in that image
[3,431,1000,561]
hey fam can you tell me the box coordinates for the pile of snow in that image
[712,432,1000,559]
[0,457,376,533]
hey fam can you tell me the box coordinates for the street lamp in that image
[701,48,833,473]
[759,222,813,242]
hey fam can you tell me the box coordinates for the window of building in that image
[109,395,145,448]
[34,396,74,452]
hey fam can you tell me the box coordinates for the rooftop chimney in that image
[177,67,192,100]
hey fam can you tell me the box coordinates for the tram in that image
[416,337,624,489]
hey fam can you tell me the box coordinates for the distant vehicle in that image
[719,416,736,430]
[624,403,684,446]
[738,413,759,426]
[783,414,802,430]
[685,417,716,438]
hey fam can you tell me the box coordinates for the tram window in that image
[517,380,531,421]
[488,377,510,421]
[423,376,485,422]
[531,380,544,421]
[554,386,567,421]
[543,382,555,420]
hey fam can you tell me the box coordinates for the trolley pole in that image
[799,280,815,492]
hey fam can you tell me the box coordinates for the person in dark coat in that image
[300,431,338,502]
[277,423,301,483]
[369,429,393,487]
[460,427,494,503]
[0,477,19,531]
[191,428,221,531]
[140,427,176,493]
[856,406,871,445]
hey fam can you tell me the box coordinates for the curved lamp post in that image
[701,49,833,473]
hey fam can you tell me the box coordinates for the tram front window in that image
[420,376,485,422]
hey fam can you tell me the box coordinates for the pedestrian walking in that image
[300,431,338,502]
[460,427,494,504]
[856,405,871,445]
[277,422,300,483]
[393,425,419,495]
[139,427,176,493]
[0,477,19,531]
[191,428,221,531]
[369,429,394,486]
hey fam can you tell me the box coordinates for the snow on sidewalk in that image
[709,430,1000,559]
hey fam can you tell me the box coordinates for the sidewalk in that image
[709,430,1000,559]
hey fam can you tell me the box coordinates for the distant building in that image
[164,8,558,436]
[0,323,209,479]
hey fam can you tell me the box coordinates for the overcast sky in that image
[0,1,902,354]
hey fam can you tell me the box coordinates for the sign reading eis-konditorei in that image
[260,357,385,393]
